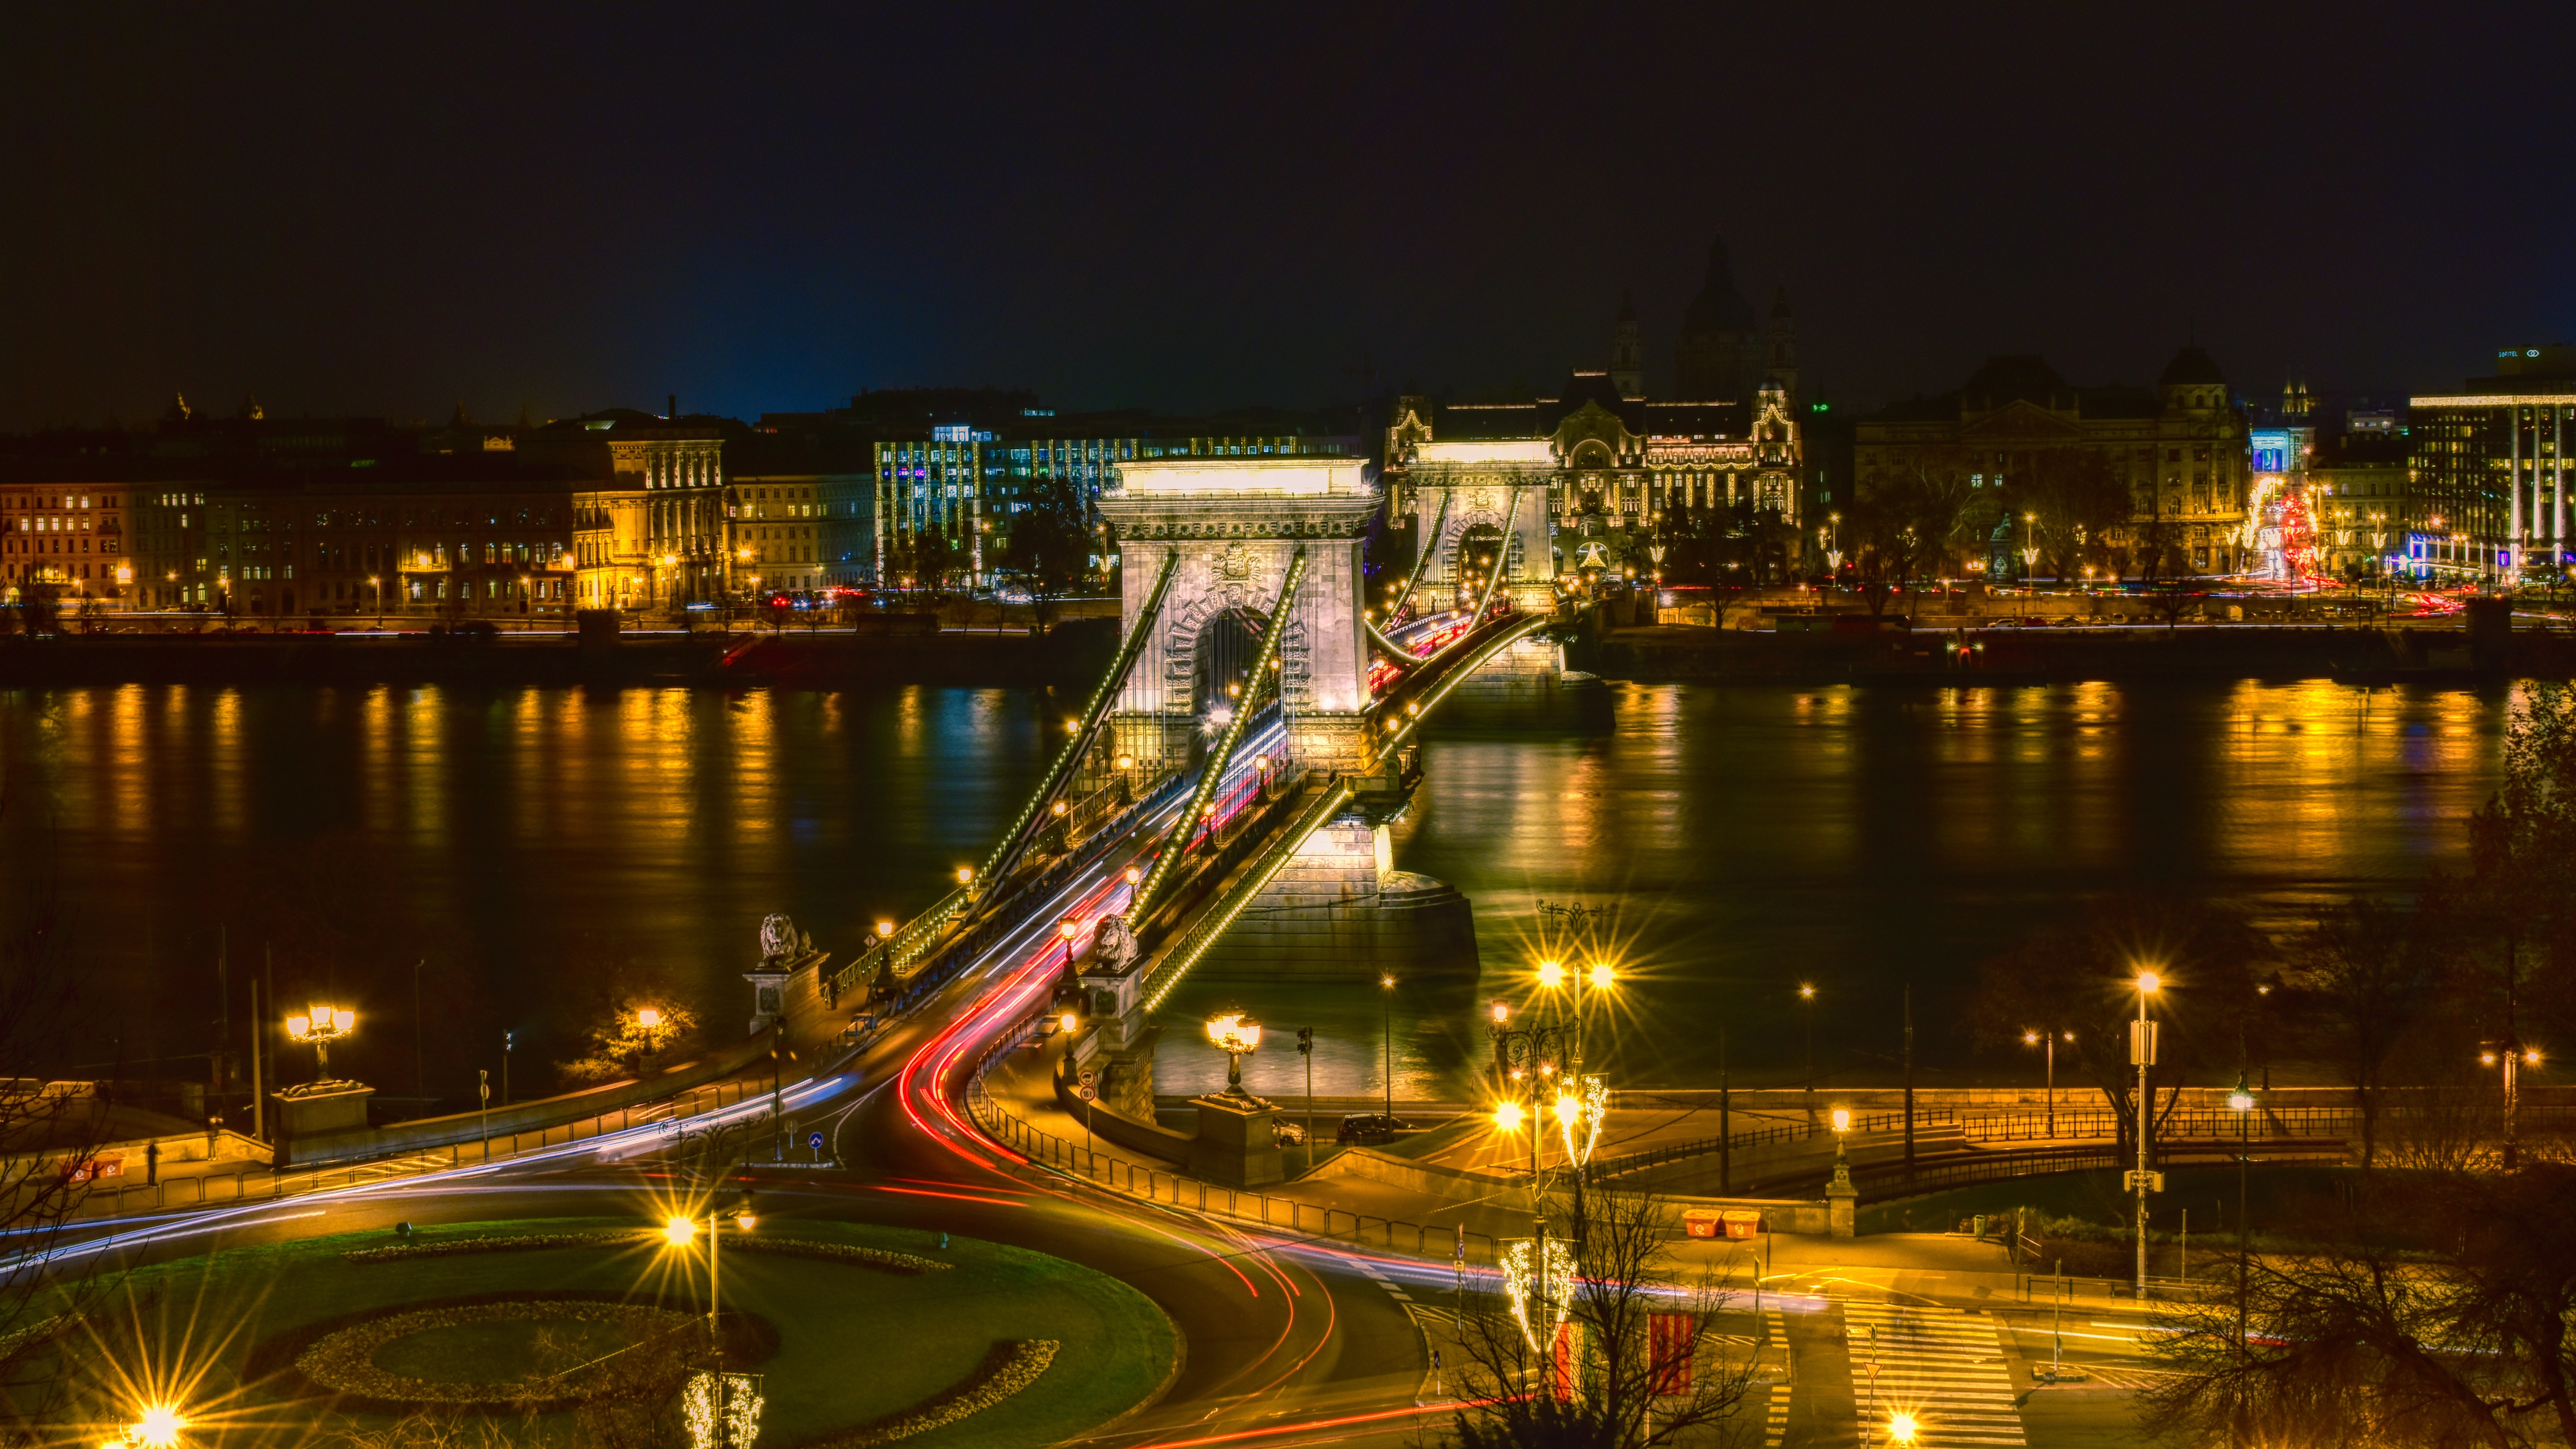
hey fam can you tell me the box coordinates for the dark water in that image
[0,679,2518,1107]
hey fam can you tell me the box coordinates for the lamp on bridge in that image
[287,1006,356,1079]
[1205,1012,1262,1099]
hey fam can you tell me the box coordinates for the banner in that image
[1649,1311,1695,1395]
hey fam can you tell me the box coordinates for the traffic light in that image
[1297,1027,1314,1056]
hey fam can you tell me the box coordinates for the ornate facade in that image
[1854,349,2252,577]
[1381,236,1804,591]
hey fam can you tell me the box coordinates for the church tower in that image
[1610,292,1643,397]
[1675,236,1756,402]
[1764,287,1798,400]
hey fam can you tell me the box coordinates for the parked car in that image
[1335,1113,1413,1144]
[1272,1120,1306,1147]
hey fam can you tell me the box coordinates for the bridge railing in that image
[965,1018,1503,1268]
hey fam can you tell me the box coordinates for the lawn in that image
[70,1216,1175,1447]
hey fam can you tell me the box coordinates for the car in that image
[1272,1120,1307,1147]
[1335,1113,1414,1144]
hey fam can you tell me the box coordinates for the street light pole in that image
[2133,972,2161,1295]
[1799,983,1817,1128]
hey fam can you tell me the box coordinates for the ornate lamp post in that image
[1205,1012,1262,1098]
[286,1005,356,1080]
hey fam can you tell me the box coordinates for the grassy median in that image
[75,1215,1174,1446]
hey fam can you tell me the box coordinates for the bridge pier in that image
[1191,811,1480,983]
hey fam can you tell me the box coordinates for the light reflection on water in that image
[0,679,2516,1105]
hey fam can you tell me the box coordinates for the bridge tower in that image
[1096,456,1380,770]
[1386,439,1558,611]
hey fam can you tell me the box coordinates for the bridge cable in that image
[1410,482,1525,673]
[974,548,1183,893]
[1141,773,1356,1012]
[1125,546,1309,927]
[1362,480,1453,663]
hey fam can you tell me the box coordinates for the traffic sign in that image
[808,1132,825,1152]
[1079,1068,1097,1087]
[1077,1084,1097,1102]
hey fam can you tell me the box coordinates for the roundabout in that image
[52,1216,1176,1446]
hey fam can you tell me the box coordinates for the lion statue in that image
[758,913,799,965]
[1089,913,1139,974]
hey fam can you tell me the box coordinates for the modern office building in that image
[2408,346,2575,582]
[872,412,1359,589]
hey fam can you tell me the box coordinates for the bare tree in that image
[2141,1163,2576,1448]
[2006,449,2129,584]
[1964,896,2269,1159]
[1440,1189,1759,1449]
[0,808,116,1436]
[2288,899,2438,1170]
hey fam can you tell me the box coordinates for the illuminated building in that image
[2308,432,2412,578]
[605,425,729,606]
[723,471,836,596]
[1384,376,1803,585]
[1856,348,2251,577]
[873,415,1357,589]
[0,485,133,600]
[2407,345,2575,582]
[1381,238,1805,586]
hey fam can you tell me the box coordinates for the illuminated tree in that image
[1441,1190,1759,1449]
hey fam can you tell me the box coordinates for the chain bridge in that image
[824,456,1566,1100]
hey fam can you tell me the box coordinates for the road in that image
[41,735,1441,1449]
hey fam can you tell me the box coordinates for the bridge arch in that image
[1098,457,1378,770]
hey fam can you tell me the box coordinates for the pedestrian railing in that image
[1595,1097,2576,1183]
[63,1078,762,1223]
[1592,1106,1960,1180]
[965,1021,1503,1268]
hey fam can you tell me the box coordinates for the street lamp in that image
[1057,915,1082,984]
[1829,1105,1853,1190]
[2022,1029,2072,1137]
[286,1005,355,1079]
[1205,1012,1261,1098]
[1799,984,1818,1125]
[2132,971,2161,1295]
[2230,1072,2255,1355]
[124,1404,189,1449]
[1379,974,1397,1126]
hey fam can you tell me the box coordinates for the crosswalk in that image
[1842,1301,2025,1447]
[1761,1309,1790,1448]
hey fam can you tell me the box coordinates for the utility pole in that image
[248,974,264,1142]
[1719,1029,1732,1195]
[412,960,425,1119]
[1903,984,1915,1183]
[216,928,230,1128]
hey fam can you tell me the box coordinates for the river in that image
[0,679,2517,1110]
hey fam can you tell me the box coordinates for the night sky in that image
[5,3,2571,431]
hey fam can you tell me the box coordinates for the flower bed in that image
[342,1229,654,1263]
[345,1229,948,1275]
[806,1340,1060,1447]
[293,1299,693,1405]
